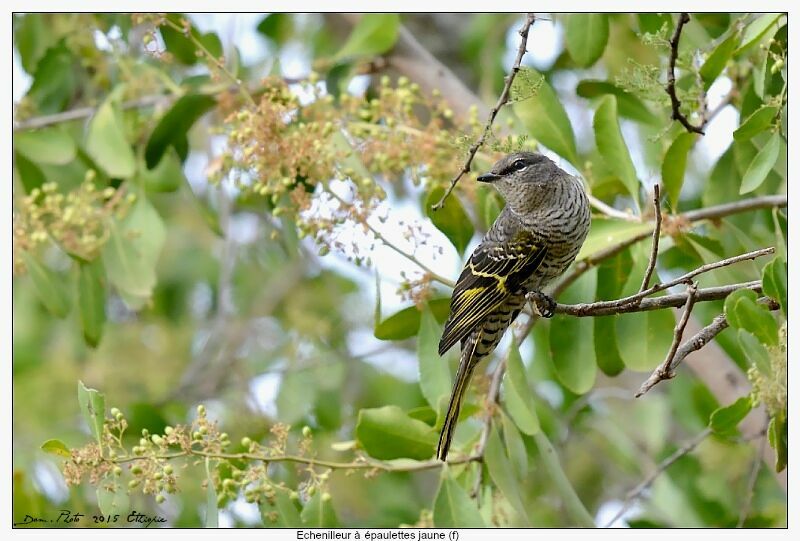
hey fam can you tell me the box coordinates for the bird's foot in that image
[527,290,556,318]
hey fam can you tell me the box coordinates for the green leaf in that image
[502,338,540,435]
[14,14,52,73]
[140,148,186,193]
[565,14,609,67]
[484,424,528,524]
[576,80,659,126]
[724,289,778,346]
[260,490,302,527]
[576,219,652,262]
[661,132,696,209]
[85,97,136,179]
[762,256,787,318]
[734,106,779,142]
[301,491,339,527]
[740,132,781,194]
[14,151,47,193]
[101,195,166,303]
[433,475,486,527]
[78,259,106,348]
[417,309,452,413]
[257,14,295,45]
[205,460,218,528]
[145,94,217,168]
[513,69,578,165]
[77,381,105,446]
[550,268,597,393]
[160,15,223,65]
[27,43,76,114]
[738,330,772,376]
[709,396,752,435]
[735,14,783,55]
[425,187,474,255]
[593,250,632,376]
[699,31,740,90]
[637,13,673,34]
[355,406,436,460]
[476,185,503,230]
[40,439,71,458]
[593,95,640,207]
[335,14,400,60]
[97,486,130,518]
[500,409,528,477]
[277,370,317,424]
[21,252,72,318]
[768,415,787,472]
[374,298,450,341]
[14,127,76,165]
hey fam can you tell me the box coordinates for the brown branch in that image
[431,13,536,211]
[603,428,712,527]
[667,13,706,135]
[635,282,699,397]
[639,184,662,292]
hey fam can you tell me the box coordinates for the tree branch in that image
[639,184,662,292]
[667,13,706,135]
[431,13,536,211]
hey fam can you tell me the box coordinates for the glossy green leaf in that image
[550,268,597,393]
[593,250,631,376]
[761,256,787,318]
[85,97,136,179]
[40,439,71,458]
[417,309,451,413]
[14,151,47,193]
[260,490,302,527]
[335,14,400,60]
[101,195,166,302]
[77,381,105,446]
[740,132,781,194]
[661,132,696,209]
[484,424,528,524]
[576,80,659,126]
[15,14,51,73]
[768,415,787,472]
[256,14,294,45]
[355,406,436,460]
[724,288,778,346]
[374,298,450,341]
[500,409,528,477]
[709,396,752,435]
[733,106,779,142]
[78,259,105,348]
[565,14,609,67]
[145,94,217,168]
[433,475,485,528]
[14,127,76,165]
[140,148,186,193]
[738,330,772,376]
[301,491,339,527]
[21,252,71,318]
[425,187,474,255]
[502,338,540,435]
[514,69,578,165]
[735,14,783,55]
[160,14,223,65]
[699,31,740,90]
[27,43,76,114]
[576,218,651,261]
[637,13,672,34]
[594,95,640,206]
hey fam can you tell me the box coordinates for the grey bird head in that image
[477,151,571,215]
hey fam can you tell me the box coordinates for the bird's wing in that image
[438,231,547,355]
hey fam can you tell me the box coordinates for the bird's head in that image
[477,151,567,215]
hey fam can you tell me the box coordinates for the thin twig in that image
[588,194,639,221]
[603,428,712,527]
[667,13,706,135]
[639,184,662,292]
[635,282,699,398]
[14,94,172,131]
[431,13,536,211]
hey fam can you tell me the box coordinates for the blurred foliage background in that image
[12,13,787,528]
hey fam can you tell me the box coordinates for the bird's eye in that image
[512,159,527,171]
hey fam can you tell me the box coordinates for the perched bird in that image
[436,151,591,461]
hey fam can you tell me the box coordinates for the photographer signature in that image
[14,510,167,528]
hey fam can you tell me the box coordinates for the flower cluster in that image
[748,323,787,419]
[13,179,134,275]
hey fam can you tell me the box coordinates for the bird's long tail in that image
[437,335,480,461]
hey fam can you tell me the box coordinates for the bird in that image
[436,151,591,461]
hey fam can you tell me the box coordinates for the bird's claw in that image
[527,291,556,318]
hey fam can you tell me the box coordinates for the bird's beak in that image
[477,172,501,183]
